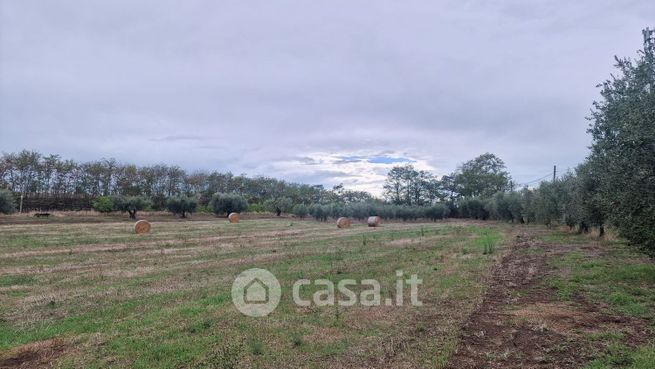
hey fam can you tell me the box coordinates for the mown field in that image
[0,217,653,369]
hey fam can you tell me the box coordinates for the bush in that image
[292,204,309,218]
[111,195,151,219]
[209,193,248,216]
[166,196,198,218]
[92,196,114,213]
[0,189,16,214]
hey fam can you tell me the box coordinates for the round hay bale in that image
[336,217,351,229]
[134,220,151,234]
[228,212,240,223]
[367,216,381,227]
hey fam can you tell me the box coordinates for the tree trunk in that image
[276,207,281,216]
[599,225,605,238]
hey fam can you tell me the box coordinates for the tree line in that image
[0,151,372,210]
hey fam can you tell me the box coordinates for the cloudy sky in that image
[1,1,652,195]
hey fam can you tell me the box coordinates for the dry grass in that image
[0,218,512,368]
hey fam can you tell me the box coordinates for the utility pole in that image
[553,165,557,182]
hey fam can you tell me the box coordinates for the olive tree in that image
[292,203,309,218]
[166,196,198,218]
[209,193,248,216]
[263,196,293,216]
[111,195,151,219]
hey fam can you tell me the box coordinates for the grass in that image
[0,219,510,368]
[584,345,655,369]
[544,230,655,368]
[548,240,655,319]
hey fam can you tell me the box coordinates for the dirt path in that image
[446,231,651,369]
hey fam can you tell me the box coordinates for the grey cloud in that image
[1,0,653,194]
[150,135,213,142]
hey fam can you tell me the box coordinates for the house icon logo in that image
[244,278,268,303]
[231,268,281,317]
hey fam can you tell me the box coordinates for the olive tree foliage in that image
[457,198,488,220]
[569,163,605,235]
[166,196,198,218]
[586,29,655,253]
[485,192,523,223]
[111,195,151,219]
[292,204,309,218]
[309,204,329,221]
[0,189,16,214]
[209,193,248,216]
[263,197,293,216]
[424,204,449,221]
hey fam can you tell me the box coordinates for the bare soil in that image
[0,339,71,369]
[446,231,651,369]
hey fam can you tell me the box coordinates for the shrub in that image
[166,196,198,218]
[92,196,114,213]
[0,189,16,214]
[209,193,248,217]
[111,195,151,219]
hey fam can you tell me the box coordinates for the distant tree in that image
[0,189,16,214]
[166,196,198,218]
[264,197,293,216]
[453,153,511,199]
[383,166,406,204]
[292,204,309,218]
[111,195,151,219]
[92,196,115,213]
[383,165,435,206]
[209,193,248,216]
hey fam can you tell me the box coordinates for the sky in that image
[1,0,653,196]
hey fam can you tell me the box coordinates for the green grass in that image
[584,345,655,369]
[548,243,655,319]
[0,219,509,368]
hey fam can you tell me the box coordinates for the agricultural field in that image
[0,217,653,368]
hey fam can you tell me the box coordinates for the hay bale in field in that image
[336,217,351,229]
[134,220,151,234]
[228,212,240,223]
[367,216,381,227]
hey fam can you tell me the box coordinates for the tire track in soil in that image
[446,231,651,369]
